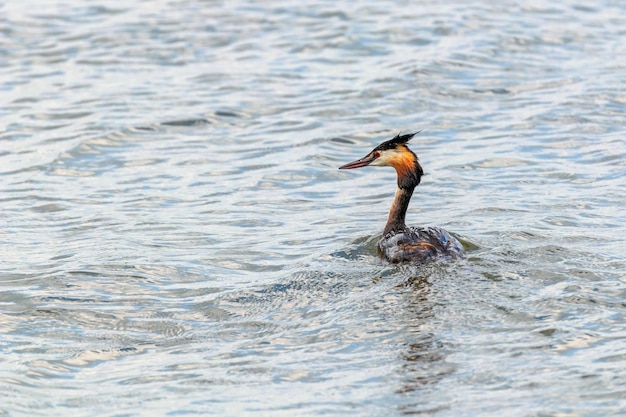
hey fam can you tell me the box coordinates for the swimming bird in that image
[339,132,464,263]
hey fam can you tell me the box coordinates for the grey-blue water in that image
[2,1,626,416]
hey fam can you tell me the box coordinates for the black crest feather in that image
[374,131,421,152]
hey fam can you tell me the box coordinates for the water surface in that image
[2,1,626,416]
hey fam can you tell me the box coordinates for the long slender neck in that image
[383,185,415,235]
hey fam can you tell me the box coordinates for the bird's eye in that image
[374,152,380,158]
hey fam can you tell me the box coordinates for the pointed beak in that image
[338,155,376,170]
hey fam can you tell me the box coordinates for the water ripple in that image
[2,0,626,415]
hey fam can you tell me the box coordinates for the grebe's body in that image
[339,132,464,263]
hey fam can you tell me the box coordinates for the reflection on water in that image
[3,0,626,415]
[397,274,452,404]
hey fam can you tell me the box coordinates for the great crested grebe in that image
[339,132,464,263]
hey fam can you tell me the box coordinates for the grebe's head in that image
[339,132,424,189]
